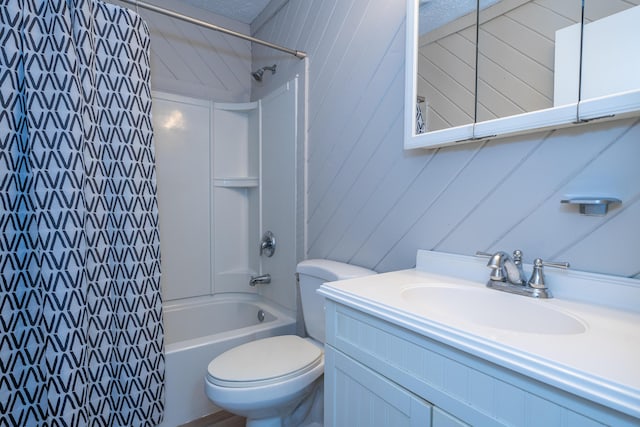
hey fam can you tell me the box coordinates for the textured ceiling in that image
[179,0,271,24]
[419,0,500,35]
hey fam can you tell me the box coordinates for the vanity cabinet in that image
[324,300,635,427]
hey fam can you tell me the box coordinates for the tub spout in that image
[250,274,271,286]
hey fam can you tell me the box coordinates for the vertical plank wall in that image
[252,0,640,278]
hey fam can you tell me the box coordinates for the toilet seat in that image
[207,335,323,388]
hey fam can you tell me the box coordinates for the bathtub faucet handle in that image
[250,274,271,286]
[260,231,276,257]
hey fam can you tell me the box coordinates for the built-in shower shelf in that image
[214,177,259,188]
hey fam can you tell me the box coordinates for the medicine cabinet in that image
[405,0,640,150]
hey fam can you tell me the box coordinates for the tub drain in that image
[257,310,265,322]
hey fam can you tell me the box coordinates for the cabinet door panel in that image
[325,347,432,427]
[433,407,470,427]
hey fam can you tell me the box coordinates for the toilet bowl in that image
[204,259,376,427]
[205,335,324,426]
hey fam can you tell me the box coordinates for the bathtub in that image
[158,294,297,427]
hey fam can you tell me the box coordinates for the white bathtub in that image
[158,294,296,427]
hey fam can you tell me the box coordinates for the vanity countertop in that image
[318,251,640,420]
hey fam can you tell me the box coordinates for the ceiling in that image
[179,0,271,24]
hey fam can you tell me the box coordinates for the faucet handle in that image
[476,250,523,263]
[260,231,276,257]
[528,258,570,289]
[541,260,570,269]
[512,249,523,265]
[475,251,493,258]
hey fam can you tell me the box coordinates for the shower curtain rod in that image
[119,0,307,59]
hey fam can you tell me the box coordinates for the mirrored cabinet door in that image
[578,0,640,121]
[474,0,582,137]
[415,2,477,134]
[404,0,477,149]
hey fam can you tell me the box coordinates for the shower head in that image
[252,69,264,81]
[252,64,277,82]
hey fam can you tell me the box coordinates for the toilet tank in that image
[296,259,376,343]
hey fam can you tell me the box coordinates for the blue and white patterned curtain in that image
[0,0,164,426]
[416,101,426,134]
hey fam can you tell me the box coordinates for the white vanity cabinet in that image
[323,300,634,427]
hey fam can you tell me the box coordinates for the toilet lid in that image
[207,335,323,387]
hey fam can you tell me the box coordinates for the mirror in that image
[578,0,640,121]
[415,1,477,134]
[473,0,583,138]
[405,0,583,149]
[476,1,582,121]
[405,0,477,148]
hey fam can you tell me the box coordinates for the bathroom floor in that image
[180,411,245,427]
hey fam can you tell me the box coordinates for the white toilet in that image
[204,259,376,427]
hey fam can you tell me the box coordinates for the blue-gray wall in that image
[115,0,639,278]
[252,0,640,278]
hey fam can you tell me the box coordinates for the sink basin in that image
[401,285,587,335]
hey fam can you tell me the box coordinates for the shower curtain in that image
[0,1,164,426]
[416,101,426,134]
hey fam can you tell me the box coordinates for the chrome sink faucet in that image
[486,250,526,285]
[476,250,569,299]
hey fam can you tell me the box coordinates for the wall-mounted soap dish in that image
[561,197,622,216]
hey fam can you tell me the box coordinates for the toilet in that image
[204,259,376,427]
